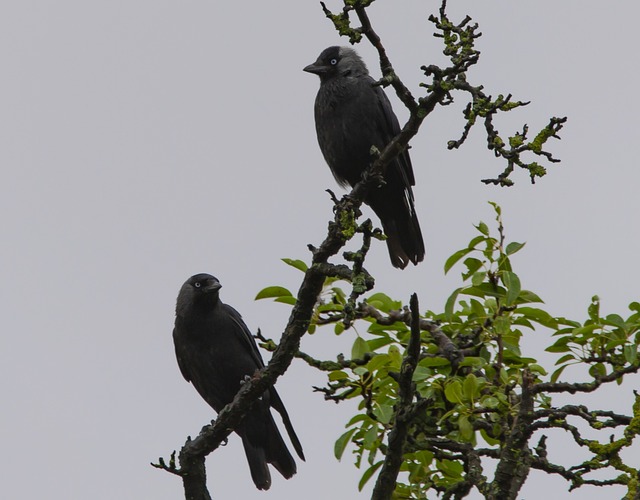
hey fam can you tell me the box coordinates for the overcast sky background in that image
[2,1,639,499]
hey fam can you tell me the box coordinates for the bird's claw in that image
[326,188,339,205]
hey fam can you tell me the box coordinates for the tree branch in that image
[371,293,422,499]
[156,63,420,496]
[488,370,536,500]
[533,363,640,395]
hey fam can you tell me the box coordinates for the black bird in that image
[173,273,304,490]
[304,46,425,269]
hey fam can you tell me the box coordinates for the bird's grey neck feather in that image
[338,47,369,77]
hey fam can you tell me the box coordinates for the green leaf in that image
[488,201,502,217]
[555,317,581,328]
[471,271,487,287]
[517,290,544,304]
[589,363,607,378]
[555,353,576,365]
[480,428,500,446]
[445,288,462,321]
[505,241,526,255]
[330,286,347,303]
[366,354,391,373]
[458,357,487,368]
[517,307,558,329]
[604,314,626,328]
[469,299,487,319]
[328,370,349,381]
[444,380,464,404]
[368,321,407,335]
[412,366,432,382]
[281,258,308,272]
[317,303,343,313]
[462,283,506,299]
[545,338,571,353]
[463,373,479,401]
[345,413,370,427]
[363,425,379,448]
[624,344,638,364]
[529,364,548,375]
[458,415,474,441]
[513,316,534,329]
[476,221,490,236]
[334,428,357,460]
[572,324,600,336]
[462,257,484,279]
[437,458,464,479]
[482,238,499,261]
[498,254,513,273]
[255,286,293,300]
[502,351,537,367]
[445,247,474,274]
[419,357,451,367]
[481,396,499,409]
[588,296,600,321]
[373,402,394,424]
[274,296,297,305]
[366,293,401,313]
[499,367,508,384]
[366,336,395,352]
[351,337,369,359]
[502,271,521,306]
[388,345,402,368]
[353,366,368,377]
[468,234,488,249]
[437,408,458,425]
[550,365,567,383]
[358,461,384,491]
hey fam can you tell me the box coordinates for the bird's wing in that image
[172,322,192,382]
[373,82,416,189]
[222,304,305,460]
[222,303,267,371]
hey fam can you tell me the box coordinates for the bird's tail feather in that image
[384,213,425,269]
[265,420,298,480]
[239,410,298,489]
[241,436,272,490]
[371,196,425,269]
[270,389,305,460]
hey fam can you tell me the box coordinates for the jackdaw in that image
[173,273,304,490]
[304,46,425,269]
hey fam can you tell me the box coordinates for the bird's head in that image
[303,46,369,82]
[187,273,222,294]
[176,273,222,314]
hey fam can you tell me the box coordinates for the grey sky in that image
[2,1,638,499]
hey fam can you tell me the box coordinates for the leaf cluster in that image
[257,203,640,499]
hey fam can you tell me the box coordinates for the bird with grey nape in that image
[304,46,425,269]
[172,273,304,490]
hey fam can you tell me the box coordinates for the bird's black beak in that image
[204,281,222,293]
[303,61,327,75]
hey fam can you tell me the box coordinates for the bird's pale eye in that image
[330,58,338,65]
[194,282,201,288]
